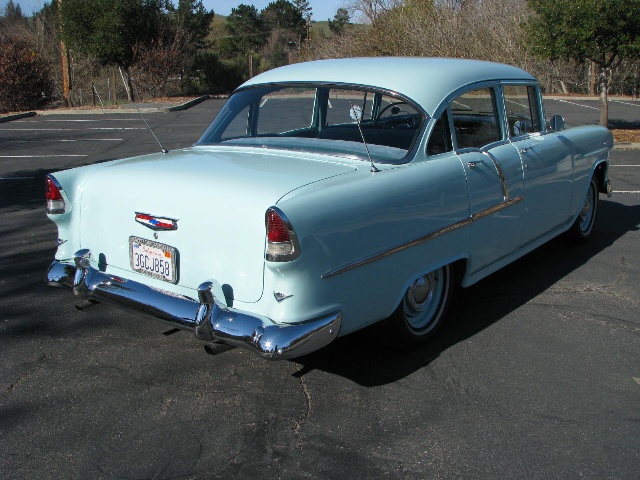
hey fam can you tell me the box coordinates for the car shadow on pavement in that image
[0,167,56,212]
[292,198,640,386]
[609,118,640,130]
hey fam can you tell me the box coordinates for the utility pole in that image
[57,0,72,107]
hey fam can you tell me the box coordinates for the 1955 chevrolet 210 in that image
[46,58,613,360]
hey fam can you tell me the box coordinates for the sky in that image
[2,0,349,21]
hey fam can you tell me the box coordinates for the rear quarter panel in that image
[264,155,471,335]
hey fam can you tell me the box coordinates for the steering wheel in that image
[376,101,414,129]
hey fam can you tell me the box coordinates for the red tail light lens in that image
[265,207,300,262]
[46,175,66,214]
[267,210,291,243]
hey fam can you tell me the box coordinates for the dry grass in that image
[611,129,640,144]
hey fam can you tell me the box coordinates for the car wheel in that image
[386,264,454,346]
[567,176,598,244]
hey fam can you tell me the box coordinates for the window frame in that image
[446,82,505,153]
[499,82,544,140]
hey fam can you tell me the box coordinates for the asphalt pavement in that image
[1,99,639,479]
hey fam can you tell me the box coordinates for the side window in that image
[427,111,453,156]
[451,88,501,149]
[503,85,542,137]
[221,105,250,140]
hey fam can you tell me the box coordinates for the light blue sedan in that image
[46,58,613,359]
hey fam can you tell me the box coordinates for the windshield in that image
[196,84,426,164]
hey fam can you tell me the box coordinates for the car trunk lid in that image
[78,147,357,302]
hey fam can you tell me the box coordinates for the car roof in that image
[239,57,536,116]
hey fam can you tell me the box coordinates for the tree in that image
[0,35,54,113]
[60,0,168,102]
[170,0,213,51]
[261,0,306,41]
[345,0,397,23]
[163,0,213,90]
[221,4,265,58]
[328,8,350,35]
[292,0,312,20]
[131,36,184,97]
[4,0,24,20]
[260,0,306,66]
[528,0,640,126]
[1,0,27,31]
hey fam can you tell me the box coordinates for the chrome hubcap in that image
[403,268,445,333]
[579,185,594,232]
[406,273,435,311]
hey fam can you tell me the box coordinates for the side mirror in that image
[548,114,565,132]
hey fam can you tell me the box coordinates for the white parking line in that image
[17,119,141,122]
[59,139,124,142]
[9,138,124,143]
[611,165,640,167]
[452,100,471,109]
[557,99,600,110]
[0,155,88,158]
[0,128,146,131]
[612,100,640,107]
[505,98,529,109]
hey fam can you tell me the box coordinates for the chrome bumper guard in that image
[46,249,342,360]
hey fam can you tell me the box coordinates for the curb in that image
[18,95,218,117]
[613,143,640,150]
[0,111,37,123]
[162,95,211,112]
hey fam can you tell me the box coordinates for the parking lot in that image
[1,98,639,479]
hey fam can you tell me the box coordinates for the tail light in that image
[265,207,300,262]
[46,175,66,214]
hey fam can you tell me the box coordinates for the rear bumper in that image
[46,249,341,360]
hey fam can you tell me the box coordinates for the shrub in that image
[194,52,246,94]
[0,35,55,113]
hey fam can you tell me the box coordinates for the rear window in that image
[197,84,426,164]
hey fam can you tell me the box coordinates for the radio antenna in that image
[133,103,168,154]
[348,98,379,173]
[120,67,168,154]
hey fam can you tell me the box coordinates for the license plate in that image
[129,236,178,284]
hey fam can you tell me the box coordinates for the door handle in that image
[467,160,485,168]
[520,147,530,154]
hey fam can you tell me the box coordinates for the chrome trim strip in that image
[321,217,472,279]
[482,150,509,201]
[47,174,63,192]
[471,195,524,221]
[321,196,525,279]
[47,254,341,360]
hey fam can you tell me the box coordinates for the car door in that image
[444,85,525,274]
[502,84,573,246]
